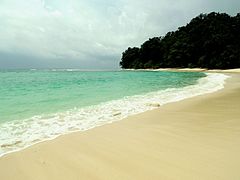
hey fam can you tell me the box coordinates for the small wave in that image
[50,69,85,72]
[0,73,229,157]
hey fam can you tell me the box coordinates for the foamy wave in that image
[0,73,229,157]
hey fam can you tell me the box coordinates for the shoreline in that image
[0,73,240,179]
[124,68,240,73]
[0,72,228,158]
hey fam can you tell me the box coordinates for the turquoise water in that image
[0,70,205,123]
[0,70,228,157]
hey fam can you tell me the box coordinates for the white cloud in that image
[0,0,239,68]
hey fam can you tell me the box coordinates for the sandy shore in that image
[1,73,240,180]
[125,68,240,73]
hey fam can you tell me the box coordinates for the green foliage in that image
[120,12,240,69]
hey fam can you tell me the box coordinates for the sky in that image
[0,0,239,69]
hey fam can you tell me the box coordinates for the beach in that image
[0,72,240,180]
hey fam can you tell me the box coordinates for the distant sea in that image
[0,69,228,156]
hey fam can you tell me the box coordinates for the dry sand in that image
[125,68,240,73]
[0,73,240,180]
[166,68,240,73]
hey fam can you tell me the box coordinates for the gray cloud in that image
[0,0,239,69]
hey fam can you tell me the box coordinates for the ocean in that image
[0,69,228,156]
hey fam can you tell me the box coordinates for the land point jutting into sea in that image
[120,12,240,70]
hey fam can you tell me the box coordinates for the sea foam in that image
[0,73,229,157]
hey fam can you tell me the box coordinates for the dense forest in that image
[120,12,240,69]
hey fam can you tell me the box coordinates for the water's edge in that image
[0,73,230,158]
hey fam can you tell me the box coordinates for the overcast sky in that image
[0,0,239,69]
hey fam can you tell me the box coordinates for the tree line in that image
[120,12,240,69]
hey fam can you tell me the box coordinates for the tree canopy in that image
[120,12,240,69]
